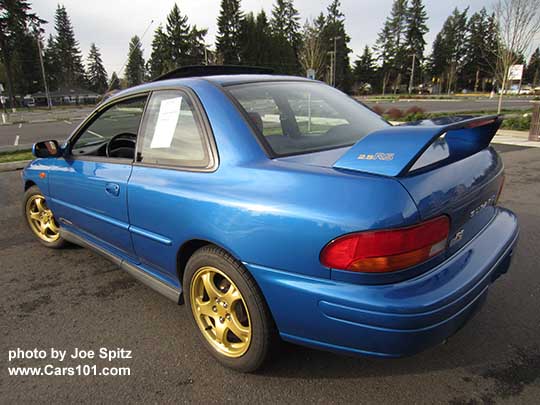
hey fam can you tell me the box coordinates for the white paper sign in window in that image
[150,96,182,149]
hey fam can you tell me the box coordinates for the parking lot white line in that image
[88,130,103,138]
[63,120,72,124]
[18,123,22,129]
[14,135,19,146]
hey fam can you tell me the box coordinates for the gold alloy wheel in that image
[190,266,252,358]
[26,194,60,243]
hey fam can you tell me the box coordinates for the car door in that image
[48,95,148,261]
[127,89,217,284]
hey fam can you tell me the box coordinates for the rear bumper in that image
[245,208,518,358]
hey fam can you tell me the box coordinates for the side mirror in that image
[32,140,62,158]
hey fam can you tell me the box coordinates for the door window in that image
[71,96,147,159]
[139,90,210,167]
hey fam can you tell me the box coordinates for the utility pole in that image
[331,36,342,88]
[35,33,52,109]
[408,53,416,95]
[329,51,334,86]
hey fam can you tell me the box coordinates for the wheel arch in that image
[176,238,264,308]
[24,180,36,190]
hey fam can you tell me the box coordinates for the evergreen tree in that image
[375,0,409,94]
[51,5,86,87]
[86,43,107,93]
[187,25,208,65]
[43,34,60,90]
[462,8,498,92]
[109,71,121,90]
[166,4,191,68]
[148,25,169,78]
[353,46,377,92]
[525,48,540,86]
[125,36,145,87]
[405,0,428,89]
[271,0,301,47]
[0,0,44,105]
[216,0,243,64]
[321,0,353,91]
[270,0,301,74]
[430,7,469,94]
[240,11,276,68]
[147,4,208,78]
[12,28,42,95]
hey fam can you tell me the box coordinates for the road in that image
[362,97,535,113]
[0,97,536,149]
[0,120,80,149]
[1,144,539,403]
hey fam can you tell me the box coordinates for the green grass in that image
[0,150,33,163]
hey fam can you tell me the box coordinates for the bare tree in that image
[493,0,540,113]
[299,20,325,79]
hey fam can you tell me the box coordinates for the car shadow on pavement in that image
[258,319,540,383]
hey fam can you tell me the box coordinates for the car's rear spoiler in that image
[333,115,503,177]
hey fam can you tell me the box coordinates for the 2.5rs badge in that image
[357,152,395,161]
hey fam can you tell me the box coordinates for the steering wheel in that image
[106,133,137,159]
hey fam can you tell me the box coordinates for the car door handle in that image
[105,183,120,197]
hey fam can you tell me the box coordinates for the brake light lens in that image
[320,216,450,273]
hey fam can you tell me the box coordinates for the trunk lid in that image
[332,115,504,254]
[399,148,503,255]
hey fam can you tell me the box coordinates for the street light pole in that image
[35,34,52,109]
[331,36,342,87]
[408,53,416,95]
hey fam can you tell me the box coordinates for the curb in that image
[0,160,31,172]
[0,144,33,153]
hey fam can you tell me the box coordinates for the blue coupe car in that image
[22,66,518,372]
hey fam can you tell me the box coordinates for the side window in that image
[71,96,147,159]
[139,91,210,167]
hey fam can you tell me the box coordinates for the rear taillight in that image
[320,216,450,273]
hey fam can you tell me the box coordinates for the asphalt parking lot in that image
[1,144,539,404]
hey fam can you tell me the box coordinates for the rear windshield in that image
[227,81,389,156]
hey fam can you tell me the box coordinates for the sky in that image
[32,0,540,78]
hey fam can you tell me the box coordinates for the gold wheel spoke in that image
[222,284,241,304]
[42,222,54,236]
[201,272,221,301]
[34,197,45,212]
[29,211,41,221]
[195,297,216,318]
[214,321,228,344]
[228,314,249,342]
[48,217,59,233]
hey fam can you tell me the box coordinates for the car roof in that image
[203,74,311,86]
[105,74,313,105]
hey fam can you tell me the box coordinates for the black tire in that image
[184,245,277,372]
[23,185,66,249]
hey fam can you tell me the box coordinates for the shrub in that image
[405,105,425,115]
[402,106,428,122]
[386,107,404,119]
[501,114,531,131]
[371,105,385,115]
